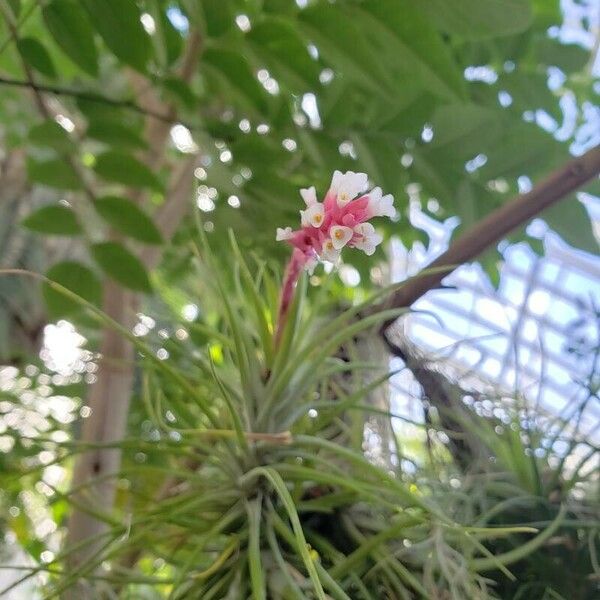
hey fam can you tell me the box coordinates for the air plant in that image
[1,173,567,600]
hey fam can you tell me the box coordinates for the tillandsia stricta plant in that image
[2,175,567,599]
[274,170,395,347]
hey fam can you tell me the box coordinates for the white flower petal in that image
[362,243,376,256]
[276,227,293,241]
[321,239,341,263]
[300,186,317,206]
[336,171,368,205]
[305,256,318,275]
[369,187,382,203]
[354,222,375,236]
[330,225,353,249]
[366,187,382,215]
[379,194,396,218]
[367,190,395,218]
[329,170,344,194]
[303,203,325,227]
[371,231,383,246]
[354,238,378,255]
[354,224,383,255]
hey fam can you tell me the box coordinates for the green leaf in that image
[21,205,81,236]
[452,179,496,232]
[247,499,266,600]
[86,120,146,149]
[42,0,99,76]
[16,38,56,78]
[479,122,565,180]
[532,0,561,29]
[542,199,598,255]
[91,242,152,292]
[429,104,503,152]
[29,120,74,153]
[149,1,183,67]
[358,0,465,100]
[161,78,198,110]
[43,261,102,318]
[248,17,320,89]
[76,96,139,127]
[94,196,163,245]
[6,0,19,17]
[378,92,437,138]
[298,4,390,95]
[419,0,533,39]
[203,49,269,115]
[93,152,163,191]
[81,0,152,72]
[498,71,561,121]
[533,38,590,72]
[200,0,234,37]
[478,247,504,289]
[243,467,326,600]
[27,157,81,190]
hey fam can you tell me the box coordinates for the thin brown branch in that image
[0,75,186,128]
[0,0,37,56]
[141,154,202,269]
[380,145,600,333]
[130,30,203,171]
[0,4,97,205]
[0,1,49,117]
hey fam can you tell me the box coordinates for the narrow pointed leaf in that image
[29,120,74,153]
[91,242,152,292]
[81,0,152,72]
[43,261,102,318]
[86,120,146,150]
[27,157,82,190]
[42,0,99,76]
[16,38,57,78]
[93,152,163,191]
[22,205,81,236]
[94,196,163,245]
[419,0,533,39]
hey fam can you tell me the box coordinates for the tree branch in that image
[141,154,203,269]
[0,75,186,129]
[129,30,203,171]
[0,3,97,205]
[380,145,600,333]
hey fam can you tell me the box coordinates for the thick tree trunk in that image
[63,155,201,584]
[64,283,138,564]
[63,33,202,583]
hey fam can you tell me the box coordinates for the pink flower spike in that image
[340,195,370,224]
[274,170,394,348]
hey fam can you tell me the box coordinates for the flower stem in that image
[274,248,304,349]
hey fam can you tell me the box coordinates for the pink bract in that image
[273,171,395,346]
